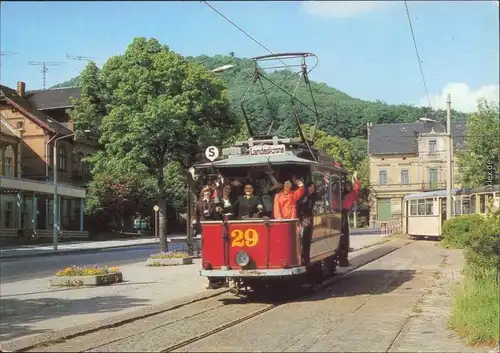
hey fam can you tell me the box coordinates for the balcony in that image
[421,182,446,191]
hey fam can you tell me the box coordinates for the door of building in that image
[377,198,392,221]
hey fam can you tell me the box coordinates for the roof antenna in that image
[29,59,65,90]
[66,53,97,62]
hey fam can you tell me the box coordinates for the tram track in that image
[15,238,412,352]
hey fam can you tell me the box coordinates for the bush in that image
[441,214,485,249]
[450,268,499,346]
[449,212,500,346]
[464,212,500,272]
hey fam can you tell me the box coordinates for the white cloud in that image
[419,83,500,113]
[300,1,392,19]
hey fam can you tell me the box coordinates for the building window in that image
[58,147,67,171]
[429,168,438,189]
[16,121,23,129]
[429,140,437,154]
[379,170,387,185]
[4,157,13,177]
[400,169,409,185]
[5,201,13,228]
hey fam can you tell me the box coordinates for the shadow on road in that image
[0,295,150,341]
[219,269,416,305]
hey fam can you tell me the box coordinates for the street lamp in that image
[211,64,235,73]
[53,129,91,250]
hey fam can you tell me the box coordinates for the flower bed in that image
[146,251,193,266]
[50,265,123,287]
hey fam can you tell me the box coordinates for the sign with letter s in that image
[205,146,219,162]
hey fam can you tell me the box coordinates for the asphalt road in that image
[0,229,380,284]
[0,243,184,284]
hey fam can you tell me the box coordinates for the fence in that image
[377,219,402,237]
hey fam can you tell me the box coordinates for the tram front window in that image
[196,165,309,220]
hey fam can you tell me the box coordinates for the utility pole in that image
[29,60,64,90]
[446,93,453,221]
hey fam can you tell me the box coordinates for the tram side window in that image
[462,200,470,215]
[409,200,418,215]
[454,200,462,215]
[480,194,486,213]
[312,172,327,215]
[409,198,434,215]
[330,174,342,213]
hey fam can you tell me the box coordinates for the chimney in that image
[17,81,26,97]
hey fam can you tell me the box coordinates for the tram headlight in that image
[235,251,250,267]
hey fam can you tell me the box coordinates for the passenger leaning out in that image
[273,176,305,219]
[232,183,264,219]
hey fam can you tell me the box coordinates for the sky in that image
[1,1,498,113]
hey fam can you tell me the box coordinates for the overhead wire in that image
[201,1,292,71]
[403,0,433,110]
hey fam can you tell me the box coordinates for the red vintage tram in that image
[193,139,350,293]
[188,53,352,294]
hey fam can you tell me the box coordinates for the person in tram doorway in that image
[232,183,265,219]
[192,186,217,236]
[339,171,361,267]
[274,176,305,219]
[193,186,226,289]
[297,181,325,265]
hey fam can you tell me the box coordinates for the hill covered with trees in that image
[52,53,468,143]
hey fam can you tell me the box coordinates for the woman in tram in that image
[215,185,235,219]
[273,176,305,219]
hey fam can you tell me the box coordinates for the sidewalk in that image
[0,235,191,260]
[0,234,390,343]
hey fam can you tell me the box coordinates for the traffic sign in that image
[153,205,159,212]
[205,146,219,162]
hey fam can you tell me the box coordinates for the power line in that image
[403,1,432,110]
[201,1,291,70]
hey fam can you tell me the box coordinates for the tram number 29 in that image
[230,229,259,248]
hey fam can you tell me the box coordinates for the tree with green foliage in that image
[67,61,106,137]
[85,157,156,228]
[457,100,500,188]
[94,37,236,250]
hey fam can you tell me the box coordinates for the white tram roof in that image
[197,153,318,168]
[403,188,463,200]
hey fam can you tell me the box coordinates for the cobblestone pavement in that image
[7,240,487,353]
[172,241,486,353]
[0,234,391,345]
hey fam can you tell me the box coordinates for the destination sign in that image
[249,144,286,156]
